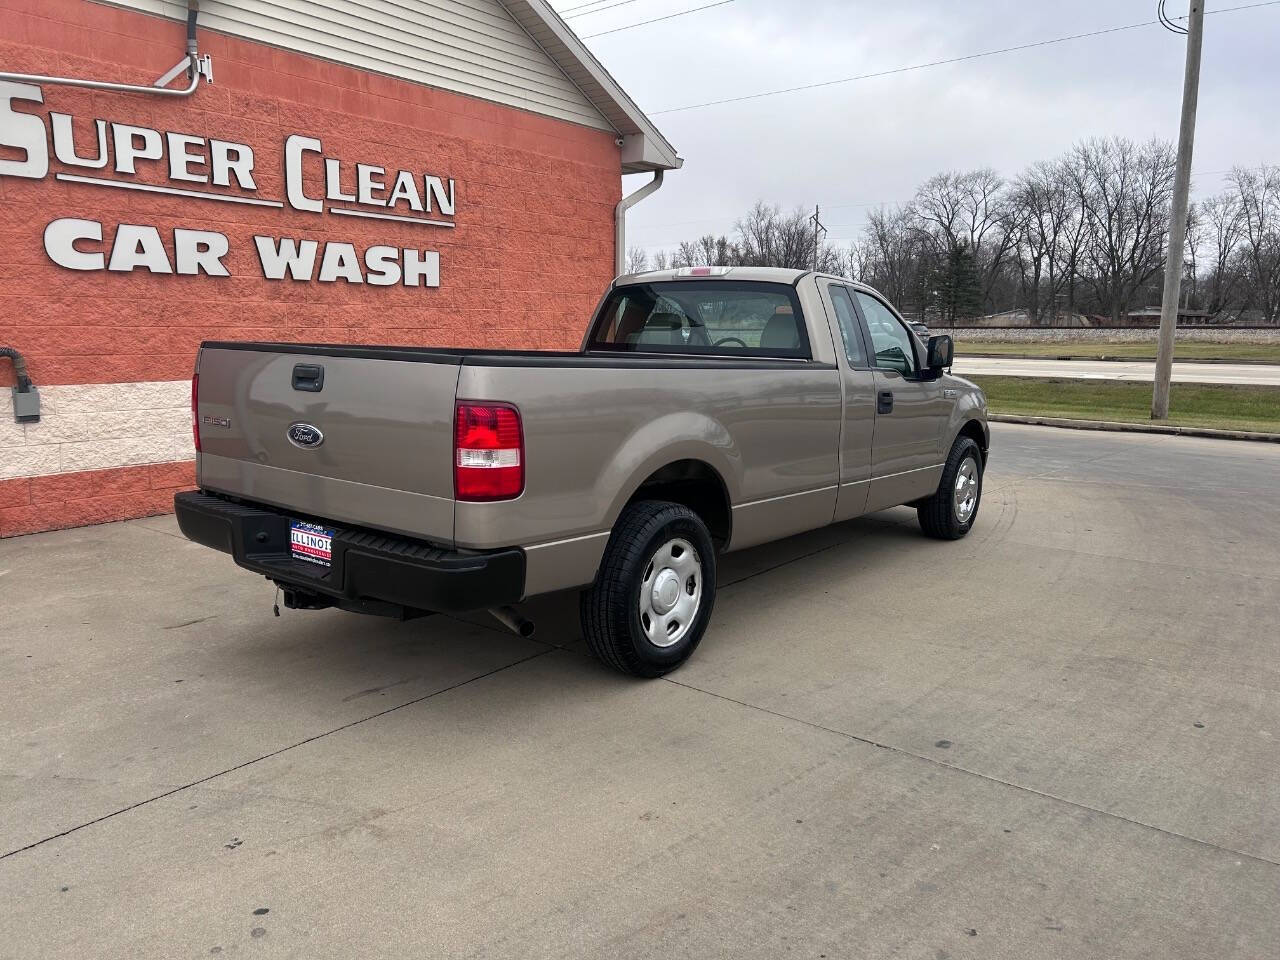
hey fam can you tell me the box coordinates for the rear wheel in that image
[917,436,983,540]
[580,500,717,677]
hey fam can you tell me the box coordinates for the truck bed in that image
[194,339,842,574]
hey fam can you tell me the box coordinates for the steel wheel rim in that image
[638,537,702,648]
[954,456,979,524]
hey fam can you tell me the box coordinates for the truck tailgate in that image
[195,345,460,545]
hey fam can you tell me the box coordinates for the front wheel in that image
[917,436,984,540]
[580,501,717,677]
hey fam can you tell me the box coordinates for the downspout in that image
[0,0,211,96]
[615,170,664,276]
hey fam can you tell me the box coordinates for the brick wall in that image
[0,0,622,536]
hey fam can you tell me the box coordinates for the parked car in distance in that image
[176,266,988,676]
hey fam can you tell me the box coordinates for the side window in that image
[827,285,867,367]
[855,291,916,376]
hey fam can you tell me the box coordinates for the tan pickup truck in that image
[176,267,988,676]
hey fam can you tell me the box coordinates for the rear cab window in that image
[587,281,811,360]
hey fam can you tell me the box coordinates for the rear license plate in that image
[290,520,334,567]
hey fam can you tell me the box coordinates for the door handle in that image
[877,390,894,414]
[291,363,324,392]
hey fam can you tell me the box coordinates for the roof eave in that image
[621,134,684,174]
[501,0,683,173]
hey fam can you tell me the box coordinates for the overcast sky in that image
[547,0,1279,257]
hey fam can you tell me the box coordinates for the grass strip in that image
[970,376,1280,435]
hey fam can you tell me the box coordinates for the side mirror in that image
[927,335,954,372]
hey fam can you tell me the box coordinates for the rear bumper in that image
[174,491,524,614]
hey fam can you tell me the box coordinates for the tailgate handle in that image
[292,364,324,392]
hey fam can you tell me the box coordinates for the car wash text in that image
[0,80,454,286]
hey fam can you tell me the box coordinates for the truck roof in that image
[614,266,811,286]
[612,268,888,299]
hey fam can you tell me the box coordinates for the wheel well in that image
[628,460,732,549]
[957,420,988,463]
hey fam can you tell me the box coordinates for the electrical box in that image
[12,385,40,423]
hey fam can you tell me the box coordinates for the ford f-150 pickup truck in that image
[176,266,988,676]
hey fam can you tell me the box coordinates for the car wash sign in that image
[0,81,453,287]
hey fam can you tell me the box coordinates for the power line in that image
[649,1,1280,115]
[582,0,736,39]
[1158,0,1190,34]
[562,0,642,19]
[558,0,630,14]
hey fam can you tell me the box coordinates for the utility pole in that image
[1152,0,1205,420]
[808,204,827,271]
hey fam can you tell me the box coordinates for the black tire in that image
[580,500,717,678]
[917,436,984,540]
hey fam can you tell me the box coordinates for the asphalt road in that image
[955,355,1280,385]
[3,424,1279,959]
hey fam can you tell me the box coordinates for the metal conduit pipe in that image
[0,0,211,96]
[0,346,32,392]
[1,346,40,423]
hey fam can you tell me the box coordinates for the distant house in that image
[1126,307,1215,327]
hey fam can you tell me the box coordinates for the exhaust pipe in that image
[488,605,535,639]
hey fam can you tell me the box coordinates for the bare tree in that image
[734,202,843,271]
[856,205,929,312]
[637,141,1280,329]
[1008,160,1088,324]
[672,234,734,267]
[1070,137,1177,323]
[1196,190,1246,318]
[625,246,649,274]
[911,168,1016,312]
[1230,164,1280,323]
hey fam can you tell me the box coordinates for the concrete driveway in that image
[2,424,1278,960]
[954,355,1280,385]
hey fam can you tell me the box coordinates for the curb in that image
[962,353,1280,365]
[988,413,1280,444]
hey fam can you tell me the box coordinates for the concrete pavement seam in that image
[0,647,555,862]
[454,577,1280,868]
[661,676,1280,870]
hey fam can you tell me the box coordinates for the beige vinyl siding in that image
[104,0,616,131]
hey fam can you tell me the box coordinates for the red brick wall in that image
[0,0,622,536]
[0,0,621,389]
[0,461,194,536]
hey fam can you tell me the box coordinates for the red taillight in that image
[454,402,524,501]
[191,372,200,453]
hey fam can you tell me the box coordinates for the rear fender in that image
[600,413,740,530]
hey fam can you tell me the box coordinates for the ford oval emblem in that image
[287,422,324,449]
